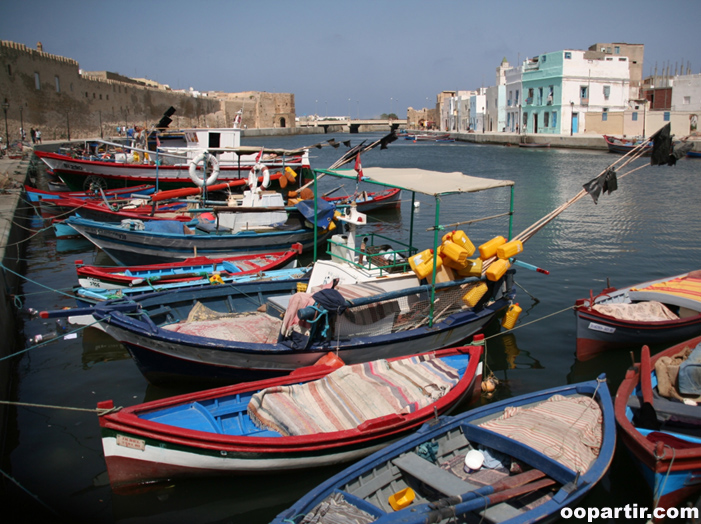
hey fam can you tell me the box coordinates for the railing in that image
[525,97,533,105]
[580,98,589,106]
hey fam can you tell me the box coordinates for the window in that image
[547,86,553,105]
[664,112,670,121]
[544,112,550,127]
[542,55,547,63]
[565,52,572,59]
[684,96,691,105]
[602,113,608,121]
[603,85,610,100]
[552,111,557,128]
[523,112,528,127]
[34,72,40,90]
[615,46,620,54]
[515,89,519,104]
[632,112,638,121]
[55,75,60,93]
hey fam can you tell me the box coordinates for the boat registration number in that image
[116,434,146,451]
[587,322,616,334]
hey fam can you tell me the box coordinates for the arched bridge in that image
[297,119,407,133]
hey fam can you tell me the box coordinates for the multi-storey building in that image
[516,49,630,135]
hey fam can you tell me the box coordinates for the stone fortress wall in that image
[0,40,295,142]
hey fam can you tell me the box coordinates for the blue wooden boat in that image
[615,337,701,514]
[96,345,483,492]
[273,375,615,524]
[73,266,309,307]
[63,196,339,265]
[24,183,155,203]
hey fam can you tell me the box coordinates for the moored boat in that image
[24,183,154,203]
[323,187,401,212]
[273,375,615,524]
[603,134,652,155]
[96,344,483,492]
[574,271,701,361]
[615,337,701,514]
[75,244,303,290]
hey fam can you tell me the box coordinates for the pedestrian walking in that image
[30,128,36,144]
[35,129,42,143]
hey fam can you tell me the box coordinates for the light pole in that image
[2,101,9,146]
[315,100,318,119]
[570,101,574,136]
[356,100,359,120]
[348,98,351,121]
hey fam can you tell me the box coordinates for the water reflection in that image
[81,327,131,369]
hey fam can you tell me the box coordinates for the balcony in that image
[580,98,589,107]
[525,97,533,105]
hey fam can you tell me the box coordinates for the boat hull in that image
[575,272,701,360]
[66,216,336,265]
[273,376,616,524]
[34,151,298,191]
[96,346,482,491]
[615,335,701,514]
[91,274,513,385]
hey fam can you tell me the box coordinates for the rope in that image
[483,304,575,341]
[0,468,60,517]
[0,261,77,301]
[0,399,121,416]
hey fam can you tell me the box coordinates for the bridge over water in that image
[297,119,407,133]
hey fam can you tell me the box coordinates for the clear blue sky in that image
[2,0,699,118]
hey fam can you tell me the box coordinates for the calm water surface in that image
[4,133,701,523]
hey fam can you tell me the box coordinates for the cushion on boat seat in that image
[163,313,282,343]
[478,394,602,473]
[248,354,460,436]
[592,301,678,322]
[678,342,701,396]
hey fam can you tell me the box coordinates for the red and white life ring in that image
[188,152,220,188]
[247,163,270,191]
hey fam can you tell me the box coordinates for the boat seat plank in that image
[392,452,479,497]
[348,468,403,500]
[479,502,524,522]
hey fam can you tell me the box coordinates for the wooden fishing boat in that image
[63,192,339,265]
[323,187,401,212]
[42,167,518,385]
[74,244,303,290]
[615,337,701,514]
[574,271,701,361]
[24,183,154,203]
[73,266,310,308]
[603,134,652,155]
[95,345,483,492]
[40,194,193,223]
[687,150,701,159]
[33,122,306,191]
[273,375,615,524]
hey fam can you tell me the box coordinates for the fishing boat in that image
[73,266,310,308]
[603,134,652,155]
[42,167,518,385]
[24,183,154,204]
[615,337,701,514]
[323,187,401,213]
[95,344,483,492]
[62,189,339,265]
[33,120,307,191]
[574,271,701,361]
[273,375,615,524]
[74,244,303,290]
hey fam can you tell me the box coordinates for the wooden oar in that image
[635,345,661,430]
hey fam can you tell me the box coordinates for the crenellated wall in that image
[0,40,295,142]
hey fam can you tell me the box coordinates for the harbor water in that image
[4,132,701,523]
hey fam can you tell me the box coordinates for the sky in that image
[2,0,700,119]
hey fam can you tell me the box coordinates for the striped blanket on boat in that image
[478,394,602,473]
[247,354,460,436]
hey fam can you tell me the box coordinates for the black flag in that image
[650,123,672,166]
[583,168,618,204]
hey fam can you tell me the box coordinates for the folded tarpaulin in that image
[295,198,336,229]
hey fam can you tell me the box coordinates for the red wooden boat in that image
[96,344,483,492]
[615,336,701,515]
[24,183,155,203]
[323,187,401,212]
[574,271,701,361]
[75,243,302,289]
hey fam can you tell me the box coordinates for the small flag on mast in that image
[354,153,363,183]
